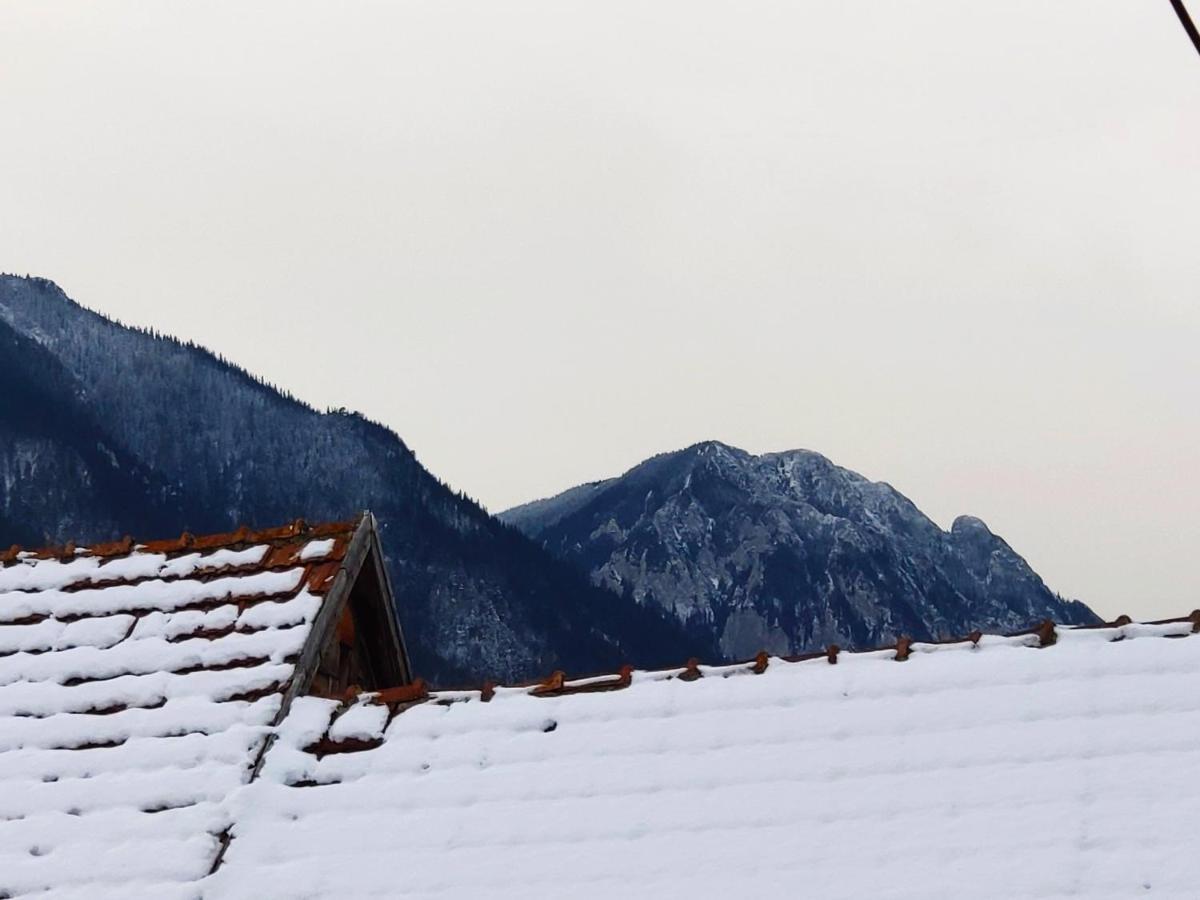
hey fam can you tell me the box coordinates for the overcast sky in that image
[3,1,1198,620]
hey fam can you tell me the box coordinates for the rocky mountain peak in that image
[951,514,994,537]
[501,442,1098,660]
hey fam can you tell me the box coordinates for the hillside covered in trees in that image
[0,275,711,685]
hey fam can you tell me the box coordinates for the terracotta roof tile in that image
[0,516,363,897]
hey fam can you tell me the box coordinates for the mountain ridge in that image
[501,439,1098,658]
[0,274,710,685]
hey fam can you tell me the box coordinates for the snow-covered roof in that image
[0,516,405,899]
[209,617,1200,900]
[5,516,1199,898]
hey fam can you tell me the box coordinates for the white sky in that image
[2,1,1198,620]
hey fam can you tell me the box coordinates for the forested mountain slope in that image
[0,275,708,685]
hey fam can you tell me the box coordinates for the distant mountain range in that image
[1,275,1097,685]
[501,441,1098,659]
[0,275,706,685]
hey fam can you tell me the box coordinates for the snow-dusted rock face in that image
[0,275,704,685]
[502,441,1098,659]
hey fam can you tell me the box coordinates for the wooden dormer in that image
[306,533,409,698]
[285,512,412,704]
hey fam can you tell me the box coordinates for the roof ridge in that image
[314,612,1200,742]
[0,516,362,565]
[479,610,1198,695]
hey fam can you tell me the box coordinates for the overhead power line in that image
[1169,0,1200,58]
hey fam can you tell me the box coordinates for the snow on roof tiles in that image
[209,616,1200,900]
[0,518,361,899]
[5,516,1200,898]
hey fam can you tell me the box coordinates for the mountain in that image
[0,316,190,545]
[501,441,1098,659]
[0,275,710,685]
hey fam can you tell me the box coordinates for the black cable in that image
[1169,0,1200,58]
